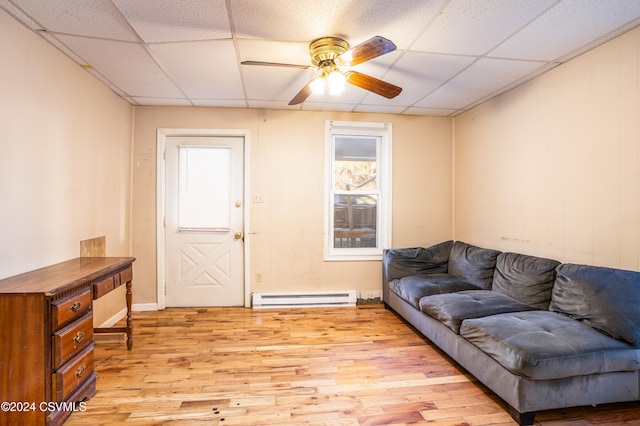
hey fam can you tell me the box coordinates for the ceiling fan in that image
[241,36,402,105]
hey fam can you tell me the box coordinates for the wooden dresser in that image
[0,257,135,426]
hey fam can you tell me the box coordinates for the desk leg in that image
[126,280,133,350]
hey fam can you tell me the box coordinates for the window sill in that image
[324,253,382,262]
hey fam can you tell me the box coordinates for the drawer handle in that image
[70,301,82,312]
[73,331,85,344]
[75,365,86,378]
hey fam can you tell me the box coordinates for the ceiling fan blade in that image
[345,71,402,99]
[337,36,396,66]
[288,82,314,105]
[241,60,310,69]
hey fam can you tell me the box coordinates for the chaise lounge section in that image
[383,240,640,425]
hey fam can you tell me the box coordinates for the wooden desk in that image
[0,256,135,426]
[91,258,135,350]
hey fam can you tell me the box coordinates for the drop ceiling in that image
[1,0,639,116]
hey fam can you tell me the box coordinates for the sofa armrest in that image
[382,240,453,302]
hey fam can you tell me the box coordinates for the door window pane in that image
[178,146,231,230]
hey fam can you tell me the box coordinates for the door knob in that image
[234,232,244,241]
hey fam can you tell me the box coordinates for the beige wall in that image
[8,3,636,314]
[132,108,452,304]
[0,10,134,324]
[454,27,640,271]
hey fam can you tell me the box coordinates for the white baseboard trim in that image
[95,304,158,336]
[132,303,159,312]
[97,307,127,328]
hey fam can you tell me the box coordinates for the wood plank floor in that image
[66,306,640,425]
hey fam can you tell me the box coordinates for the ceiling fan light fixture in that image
[328,70,346,95]
[245,36,400,105]
[339,51,353,66]
[310,76,325,95]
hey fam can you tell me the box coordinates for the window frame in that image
[324,120,392,261]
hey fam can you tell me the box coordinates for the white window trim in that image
[324,120,392,261]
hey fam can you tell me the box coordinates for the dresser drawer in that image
[52,312,93,369]
[120,265,133,284]
[92,275,115,299]
[51,288,91,330]
[93,266,132,298]
[52,343,94,402]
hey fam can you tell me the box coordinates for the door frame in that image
[156,128,251,309]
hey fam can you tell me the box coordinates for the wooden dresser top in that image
[0,257,135,295]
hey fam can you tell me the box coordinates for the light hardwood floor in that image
[66,306,640,425]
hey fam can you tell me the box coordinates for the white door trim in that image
[157,128,251,309]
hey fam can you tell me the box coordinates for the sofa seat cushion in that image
[460,311,640,380]
[419,290,537,334]
[549,263,640,346]
[492,252,560,309]
[389,274,481,308]
[448,241,501,290]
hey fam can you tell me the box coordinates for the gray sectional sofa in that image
[382,240,640,425]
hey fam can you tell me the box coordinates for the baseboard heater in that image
[252,291,357,309]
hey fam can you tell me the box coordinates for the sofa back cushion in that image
[447,241,500,290]
[549,263,640,346]
[383,240,453,283]
[492,252,561,309]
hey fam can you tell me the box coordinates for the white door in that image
[165,136,244,307]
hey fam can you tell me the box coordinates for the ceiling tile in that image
[192,99,248,108]
[353,104,408,114]
[411,0,557,55]
[247,100,302,110]
[229,0,443,48]
[2,0,639,114]
[243,66,314,102]
[0,0,39,27]
[238,40,311,66]
[230,0,340,41]
[417,57,545,109]
[375,51,476,106]
[112,0,231,43]
[491,0,640,61]
[12,0,137,41]
[38,31,87,64]
[403,107,457,116]
[302,101,357,112]
[56,34,183,98]
[150,40,244,99]
[325,0,448,50]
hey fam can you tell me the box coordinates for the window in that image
[325,121,392,260]
[178,146,231,231]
